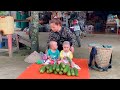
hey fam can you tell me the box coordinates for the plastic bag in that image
[24,51,41,63]
[71,61,81,69]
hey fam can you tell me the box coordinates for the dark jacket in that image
[47,26,75,51]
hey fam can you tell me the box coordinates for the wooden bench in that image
[15,31,49,51]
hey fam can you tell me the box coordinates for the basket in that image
[88,43,113,68]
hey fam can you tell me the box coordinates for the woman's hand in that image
[26,16,33,21]
[70,46,74,53]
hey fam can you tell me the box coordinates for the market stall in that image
[105,14,118,34]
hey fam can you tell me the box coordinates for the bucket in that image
[2,38,8,48]
[0,42,3,48]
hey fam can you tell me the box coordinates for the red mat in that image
[17,58,90,79]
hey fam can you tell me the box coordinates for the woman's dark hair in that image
[49,18,62,26]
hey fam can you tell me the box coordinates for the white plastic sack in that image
[24,51,41,63]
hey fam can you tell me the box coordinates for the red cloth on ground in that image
[17,58,90,79]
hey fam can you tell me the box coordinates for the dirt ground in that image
[0,33,120,79]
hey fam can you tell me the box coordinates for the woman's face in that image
[50,23,60,32]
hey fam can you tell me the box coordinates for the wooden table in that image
[0,20,30,57]
[14,31,49,51]
[14,19,30,22]
[15,31,31,48]
[0,34,19,57]
[15,31,49,46]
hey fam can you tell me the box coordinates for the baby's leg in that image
[44,59,51,65]
[57,60,64,64]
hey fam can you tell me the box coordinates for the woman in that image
[46,18,75,53]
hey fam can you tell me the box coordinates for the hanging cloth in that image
[21,12,29,29]
[16,11,21,28]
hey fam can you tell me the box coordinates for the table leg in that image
[7,34,12,57]
[15,34,19,50]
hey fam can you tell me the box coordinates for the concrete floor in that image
[0,33,120,79]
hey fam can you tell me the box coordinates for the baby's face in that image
[51,42,58,50]
[63,44,70,52]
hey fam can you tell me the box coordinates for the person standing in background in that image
[72,19,81,47]
[16,11,21,28]
[20,11,29,30]
[16,11,29,30]
[62,12,70,27]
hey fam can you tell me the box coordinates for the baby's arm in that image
[47,50,51,60]
[57,50,60,60]
[60,50,64,60]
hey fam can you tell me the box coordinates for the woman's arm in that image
[65,28,75,53]
[70,46,74,53]
[57,50,60,59]
[66,28,75,46]
[47,49,52,60]
[46,31,56,50]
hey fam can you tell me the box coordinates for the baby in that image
[59,41,81,69]
[60,41,73,60]
[59,41,73,65]
[44,41,60,65]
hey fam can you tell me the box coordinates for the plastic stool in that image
[0,42,3,48]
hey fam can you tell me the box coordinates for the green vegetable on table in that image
[59,71,63,75]
[56,64,60,72]
[53,63,57,70]
[71,68,75,76]
[60,62,66,68]
[39,66,46,73]
[54,71,58,74]
[67,68,71,76]
[74,68,79,76]
[39,63,79,77]
[63,64,70,73]
[66,57,72,65]
[49,65,53,73]
[46,64,51,70]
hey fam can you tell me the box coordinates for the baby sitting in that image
[60,41,73,62]
[59,41,80,69]
[44,41,60,65]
